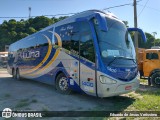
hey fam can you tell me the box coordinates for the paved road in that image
[0,69,136,120]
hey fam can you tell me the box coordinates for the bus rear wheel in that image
[151,72,160,87]
[15,69,21,80]
[56,73,71,94]
[12,69,16,79]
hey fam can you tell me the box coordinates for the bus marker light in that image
[87,78,93,81]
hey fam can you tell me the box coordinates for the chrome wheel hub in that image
[59,77,68,91]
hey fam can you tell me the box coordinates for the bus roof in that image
[10,10,120,47]
[41,9,119,31]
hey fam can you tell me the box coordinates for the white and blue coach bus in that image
[7,10,146,97]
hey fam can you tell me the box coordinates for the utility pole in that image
[134,0,138,48]
[152,32,157,46]
[29,7,31,19]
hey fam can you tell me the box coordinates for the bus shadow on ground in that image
[91,95,135,111]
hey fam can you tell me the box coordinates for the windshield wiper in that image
[108,56,135,66]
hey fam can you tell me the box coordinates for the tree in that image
[155,38,160,46]
[123,21,129,28]
[27,27,37,34]
[0,16,62,51]
[30,16,53,31]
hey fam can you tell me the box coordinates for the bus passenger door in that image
[69,32,81,92]
[79,21,96,96]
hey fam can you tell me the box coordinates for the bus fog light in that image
[99,75,117,84]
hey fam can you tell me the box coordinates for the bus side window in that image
[59,34,70,50]
[55,24,71,50]
[70,33,80,54]
[80,22,95,62]
[55,22,80,52]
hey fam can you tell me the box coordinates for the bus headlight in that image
[99,75,117,84]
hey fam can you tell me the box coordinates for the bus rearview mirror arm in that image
[128,28,147,42]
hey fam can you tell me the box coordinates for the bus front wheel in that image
[56,73,71,94]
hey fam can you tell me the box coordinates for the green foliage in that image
[27,27,37,34]
[123,21,129,28]
[0,16,67,51]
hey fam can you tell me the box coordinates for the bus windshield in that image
[93,17,136,65]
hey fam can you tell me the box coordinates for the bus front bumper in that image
[97,78,139,98]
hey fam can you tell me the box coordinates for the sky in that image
[0,0,160,38]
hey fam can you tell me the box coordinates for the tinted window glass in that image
[146,53,159,60]
[70,33,79,54]
[55,22,95,62]
[80,22,95,62]
[14,29,51,52]
[152,53,158,59]
[146,53,151,59]
[55,23,79,51]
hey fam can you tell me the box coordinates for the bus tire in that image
[12,69,16,79]
[15,69,21,80]
[56,73,71,94]
[151,72,160,87]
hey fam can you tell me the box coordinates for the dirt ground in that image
[0,69,154,120]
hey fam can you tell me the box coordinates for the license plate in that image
[125,85,132,90]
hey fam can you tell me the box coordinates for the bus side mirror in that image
[76,13,108,32]
[127,28,147,42]
[94,13,108,32]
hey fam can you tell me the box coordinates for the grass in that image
[31,99,38,103]
[14,98,38,108]
[0,93,11,101]
[15,98,30,108]
[130,89,160,111]
[102,80,160,120]
[127,79,160,111]
[4,93,11,98]
[41,107,49,111]
[121,79,160,111]
[139,78,148,85]
[4,118,16,120]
